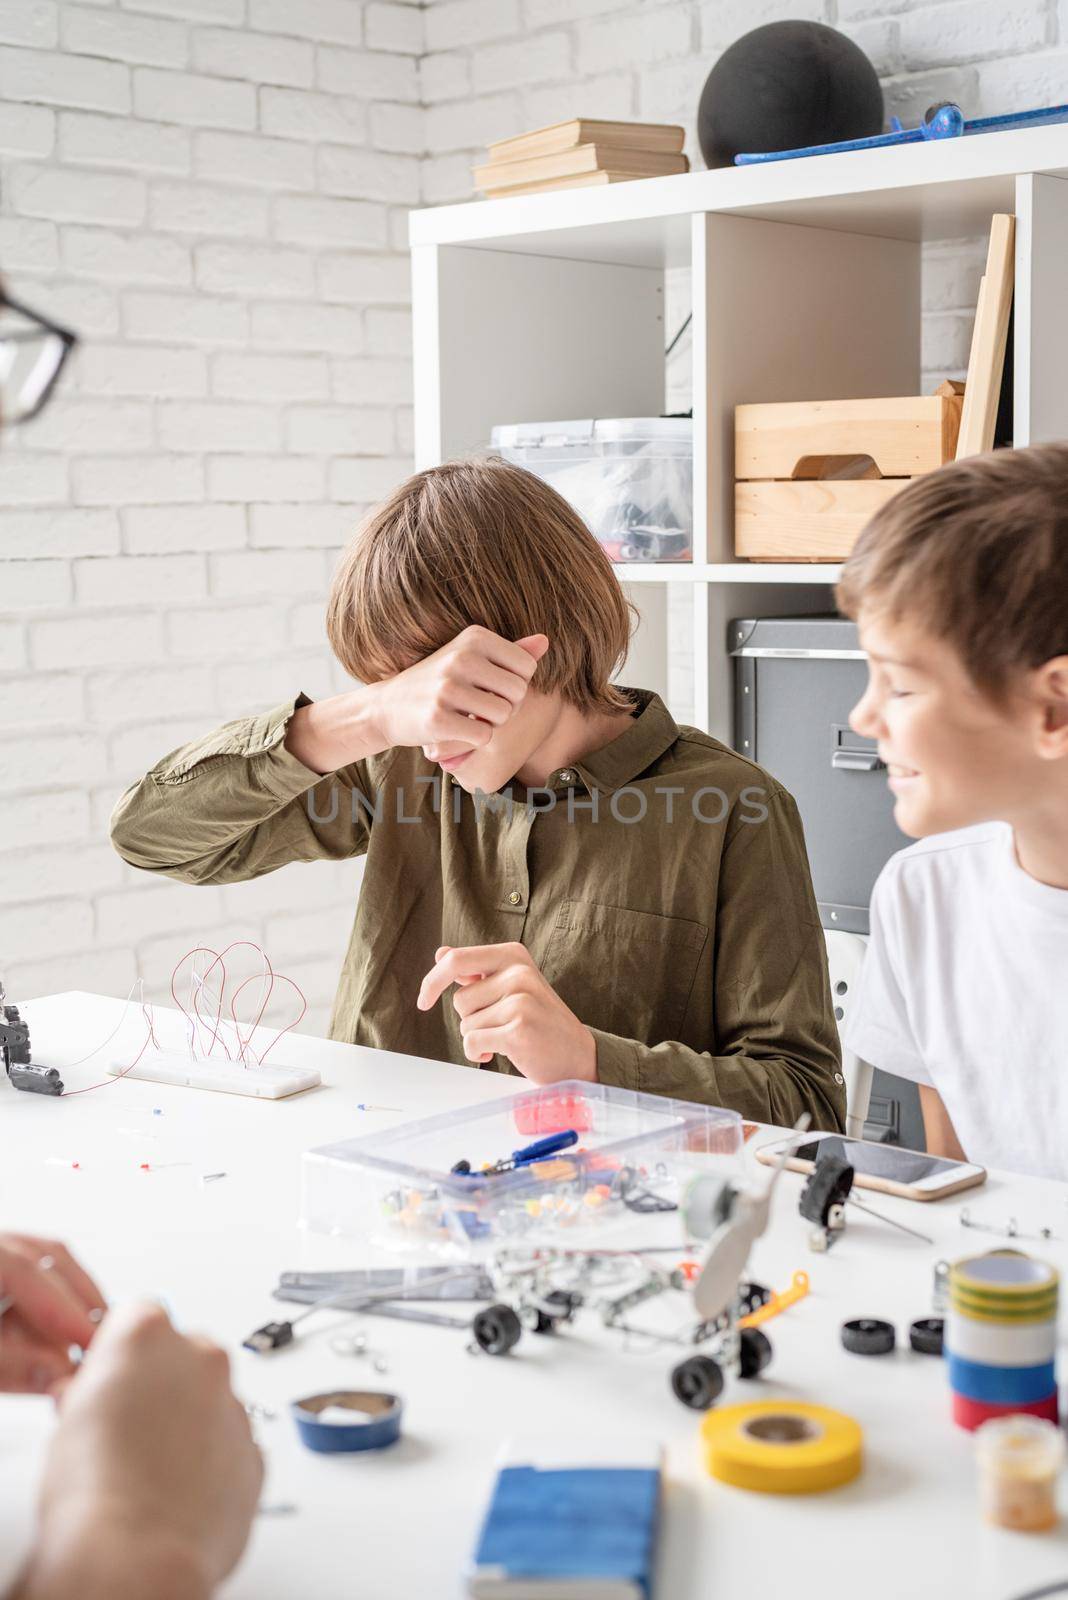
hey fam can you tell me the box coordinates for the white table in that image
[3,992,1068,1600]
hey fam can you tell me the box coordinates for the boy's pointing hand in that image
[416,943,597,1085]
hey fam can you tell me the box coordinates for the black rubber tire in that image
[738,1325,773,1379]
[841,1317,895,1355]
[473,1304,523,1356]
[909,1317,944,1356]
[671,1354,725,1411]
[799,1154,855,1226]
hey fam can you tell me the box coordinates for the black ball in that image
[698,20,884,169]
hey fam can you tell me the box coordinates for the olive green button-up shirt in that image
[110,688,845,1130]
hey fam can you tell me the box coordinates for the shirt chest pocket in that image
[540,899,708,1045]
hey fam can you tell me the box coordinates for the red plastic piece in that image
[514,1093,594,1137]
[951,1388,1059,1431]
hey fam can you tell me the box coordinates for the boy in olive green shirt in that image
[111,457,844,1130]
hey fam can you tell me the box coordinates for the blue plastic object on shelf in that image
[735,102,1068,165]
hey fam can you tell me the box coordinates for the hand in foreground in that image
[368,626,549,753]
[16,1303,263,1600]
[0,1234,106,1394]
[418,942,597,1084]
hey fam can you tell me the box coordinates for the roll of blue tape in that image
[292,1389,403,1454]
[946,1353,1057,1406]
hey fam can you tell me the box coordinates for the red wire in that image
[60,1016,155,1098]
[172,946,229,1059]
[61,942,309,1098]
[228,949,276,1066]
[250,973,307,1065]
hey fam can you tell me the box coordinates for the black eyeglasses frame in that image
[0,289,79,427]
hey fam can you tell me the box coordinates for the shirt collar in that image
[572,688,680,795]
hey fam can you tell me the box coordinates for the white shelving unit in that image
[408,126,1068,742]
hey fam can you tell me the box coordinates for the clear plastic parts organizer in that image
[301,1080,741,1260]
[490,417,693,563]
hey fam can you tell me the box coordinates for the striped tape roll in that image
[947,1353,1057,1406]
[952,1288,1059,1325]
[950,1252,1058,1325]
[953,1390,1060,1432]
[945,1309,1058,1368]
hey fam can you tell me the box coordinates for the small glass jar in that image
[976,1415,1065,1531]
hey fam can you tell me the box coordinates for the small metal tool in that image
[960,1206,1054,1243]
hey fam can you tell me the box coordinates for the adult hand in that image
[368,626,548,753]
[0,1234,106,1394]
[20,1303,262,1600]
[418,942,597,1084]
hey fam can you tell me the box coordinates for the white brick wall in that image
[1,0,418,1033]
[1,0,1063,1037]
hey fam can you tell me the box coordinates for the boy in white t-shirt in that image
[838,443,1068,1179]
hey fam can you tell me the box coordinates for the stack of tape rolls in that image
[947,1251,1059,1430]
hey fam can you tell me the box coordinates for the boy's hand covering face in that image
[417,943,597,1085]
[369,626,549,762]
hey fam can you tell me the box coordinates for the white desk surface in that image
[3,992,1068,1600]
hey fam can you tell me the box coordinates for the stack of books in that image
[473,119,688,200]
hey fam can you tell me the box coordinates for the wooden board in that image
[956,212,1015,458]
[736,394,961,480]
[734,477,907,560]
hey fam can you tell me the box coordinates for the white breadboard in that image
[107,1052,321,1099]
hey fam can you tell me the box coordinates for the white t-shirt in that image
[845,821,1068,1180]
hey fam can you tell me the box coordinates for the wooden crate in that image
[734,388,963,561]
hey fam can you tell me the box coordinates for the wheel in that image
[472,1304,522,1356]
[909,1317,944,1356]
[521,1290,581,1335]
[738,1326,773,1379]
[737,1280,771,1317]
[798,1155,855,1227]
[544,1289,581,1323]
[671,1354,725,1411]
[841,1317,895,1356]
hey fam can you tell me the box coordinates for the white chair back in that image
[823,928,874,1139]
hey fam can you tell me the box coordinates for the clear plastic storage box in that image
[490,417,693,563]
[301,1080,741,1260]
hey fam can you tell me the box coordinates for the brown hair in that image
[327,455,637,714]
[837,443,1068,697]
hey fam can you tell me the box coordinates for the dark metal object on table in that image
[0,980,63,1096]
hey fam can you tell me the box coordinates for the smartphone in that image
[755,1132,986,1201]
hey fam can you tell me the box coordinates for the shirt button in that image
[508,890,522,906]
[558,768,576,784]
[834,1073,845,1085]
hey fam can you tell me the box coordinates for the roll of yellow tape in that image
[701,1401,863,1494]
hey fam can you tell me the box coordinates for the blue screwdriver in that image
[451,1130,579,1177]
